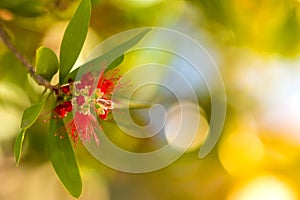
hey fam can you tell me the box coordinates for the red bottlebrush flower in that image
[98,78,114,94]
[54,101,72,118]
[74,72,95,95]
[61,84,71,94]
[54,118,79,145]
[52,67,122,146]
[76,95,85,106]
[73,112,99,145]
[98,109,108,120]
[56,111,100,146]
[64,101,72,112]
[94,68,121,120]
[97,68,121,96]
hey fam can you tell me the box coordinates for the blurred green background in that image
[1,0,300,199]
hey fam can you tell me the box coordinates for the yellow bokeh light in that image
[110,0,162,9]
[228,175,297,200]
[218,123,264,176]
[164,102,208,152]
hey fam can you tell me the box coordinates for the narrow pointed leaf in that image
[59,0,91,82]
[14,128,26,166]
[15,99,46,165]
[48,118,82,198]
[36,47,59,81]
[21,99,46,129]
[84,29,150,74]
[105,54,124,72]
[64,54,124,82]
[63,29,150,83]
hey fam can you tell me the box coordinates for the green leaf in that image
[14,99,46,165]
[35,47,59,81]
[14,129,26,166]
[64,54,124,82]
[59,0,91,82]
[105,54,124,72]
[63,29,150,83]
[21,99,46,129]
[48,117,82,198]
[85,29,150,72]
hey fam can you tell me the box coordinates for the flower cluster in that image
[53,81,73,119]
[53,68,121,145]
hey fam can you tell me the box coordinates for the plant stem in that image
[0,25,55,90]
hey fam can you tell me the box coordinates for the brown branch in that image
[0,24,55,90]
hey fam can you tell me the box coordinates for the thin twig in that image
[0,24,55,90]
